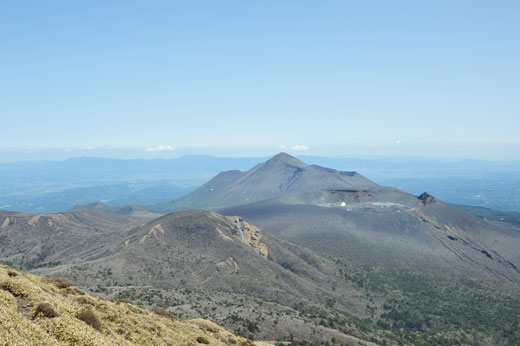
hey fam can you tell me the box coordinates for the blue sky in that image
[1,1,519,160]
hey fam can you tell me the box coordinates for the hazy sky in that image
[1,1,519,160]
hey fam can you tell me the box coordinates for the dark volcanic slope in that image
[40,209,520,345]
[157,152,378,212]
[41,210,383,344]
[218,188,520,283]
[50,210,344,305]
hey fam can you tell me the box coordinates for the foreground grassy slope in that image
[0,263,271,346]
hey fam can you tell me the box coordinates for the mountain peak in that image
[160,153,379,211]
[265,152,307,168]
[418,192,435,205]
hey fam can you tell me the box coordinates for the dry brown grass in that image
[46,277,73,289]
[1,280,26,297]
[0,263,273,346]
[76,296,95,306]
[115,299,135,305]
[151,307,176,320]
[66,286,86,295]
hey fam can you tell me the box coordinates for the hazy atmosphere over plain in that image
[1,1,519,160]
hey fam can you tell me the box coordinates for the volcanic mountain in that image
[3,152,520,344]
[155,152,378,212]
[218,188,520,282]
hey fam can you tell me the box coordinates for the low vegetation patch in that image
[152,307,176,320]
[34,302,59,318]
[336,260,520,345]
[196,336,210,344]
[76,296,95,306]
[76,308,102,331]
[115,298,135,305]
[1,280,25,297]
[47,276,73,289]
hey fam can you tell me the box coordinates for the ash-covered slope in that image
[39,209,520,344]
[157,152,378,212]
[41,210,383,344]
[218,188,520,282]
[0,209,157,270]
[50,210,343,306]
